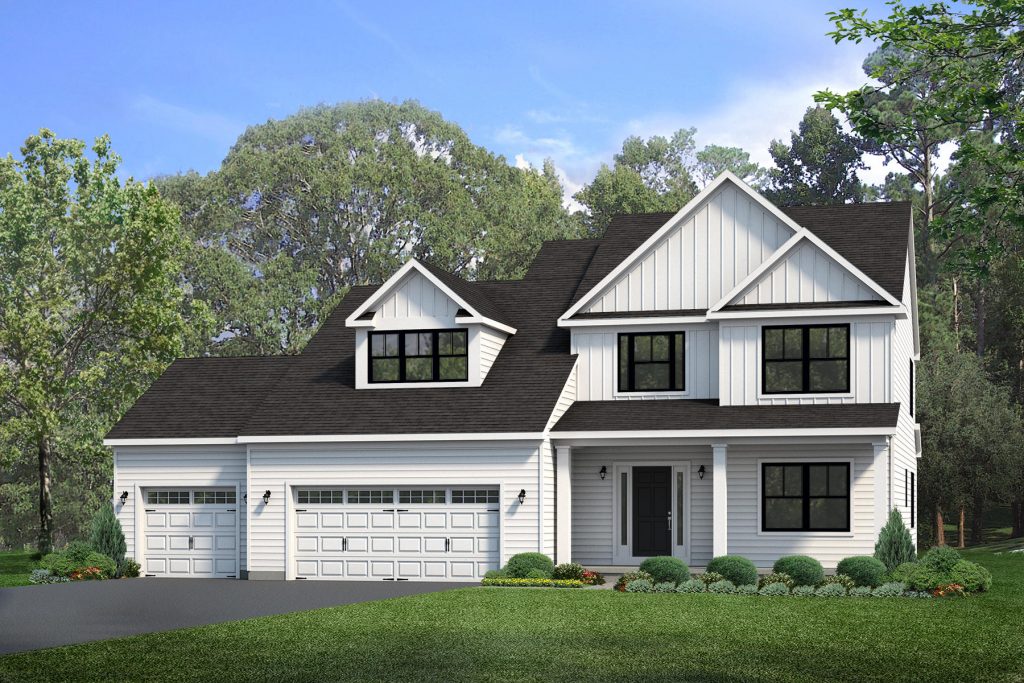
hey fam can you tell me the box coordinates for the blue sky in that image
[1,1,901,198]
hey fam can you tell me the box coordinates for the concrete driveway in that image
[0,578,462,655]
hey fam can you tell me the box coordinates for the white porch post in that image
[555,445,572,564]
[712,443,728,558]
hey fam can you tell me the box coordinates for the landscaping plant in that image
[772,555,824,587]
[120,558,141,578]
[676,579,706,593]
[695,572,725,585]
[758,572,794,590]
[624,579,654,593]
[791,585,816,597]
[615,570,654,591]
[759,582,790,596]
[653,582,677,593]
[708,580,736,594]
[503,553,554,579]
[552,563,584,581]
[706,556,757,586]
[638,556,689,585]
[815,583,848,597]
[735,584,758,596]
[821,574,856,590]
[836,556,887,587]
[89,505,127,576]
[480,578,582,588]
[872,582,907,597]
[874,508,916,571]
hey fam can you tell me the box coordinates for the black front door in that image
[632,466,671,556]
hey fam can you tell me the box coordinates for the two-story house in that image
[106,172,920,581]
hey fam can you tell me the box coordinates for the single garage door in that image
[293,486,500,581]
[143,489,239,578]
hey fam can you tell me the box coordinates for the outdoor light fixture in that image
[119,491,128,505]
[262,490,272,504]
[599,466,607,480]
[243,493,247,503]
[697,465,706,480]
[517,489,527,504]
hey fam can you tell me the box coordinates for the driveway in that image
[0,578,462,655]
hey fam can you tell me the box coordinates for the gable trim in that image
[346,260,516,335]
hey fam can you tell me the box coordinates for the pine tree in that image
[874,507,916,570]
[89,504,126,575]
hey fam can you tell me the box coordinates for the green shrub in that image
[872,581,907,597]
[695,572,725,585]
[950,560,992,593]
[905,565,943,591]
[836,556,887,587]
[874,508,916,571]
[481,578,581,588]
[83,552,116,579]
[42,547,116,579]
[708,580,736,594]
[759,582,790,596]
[483,569,507,580]
[504,552,554,579]
[89,505,126,574]
[582,569,605,585]
[706,556,757,587]
[525,568,549,579]
[921,546,962,573]
[736,584,758,596]
[888,562,919,584]
[815,583,847,597]
[758,572,795,590]
[676,579,707,593]
[625,579,654,593]
[653,581,677,593]
[792,585,816,597]
[849,586,873,597]
[41,552,77,577]
[772,555,824,587]
[615,570,654,591]
[638,556,689,585]
[822,574,856,590]
[120,557,141,578]
[552,563,585,581]
[62,541,95,564]
[904,590,933,598]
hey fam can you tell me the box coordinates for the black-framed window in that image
[909,359,915,416]
[910,472,916,529]
[762,325,849,394]
[617,332,684,392]
[762,463,850,532]
[369,329,468,383]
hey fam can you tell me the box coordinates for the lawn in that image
[0,548,1022,683]
[0,550,37,588]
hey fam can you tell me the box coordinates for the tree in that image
[875,507,916,570]
[694,144,763,187]
[89,504,126,574]
[0,130,195,552]
[763,106,866,205]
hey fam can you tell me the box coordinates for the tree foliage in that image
[89,504,126,573]
[874,507,917,570]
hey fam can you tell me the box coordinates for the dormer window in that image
[369,330,468,383]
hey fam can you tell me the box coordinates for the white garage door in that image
[143,489,239,578]
[292,487,500,581]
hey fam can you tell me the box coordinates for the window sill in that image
[756,530,855,538]
[362,380,476,389]
[757,392,854,400]
[613,391,689,399]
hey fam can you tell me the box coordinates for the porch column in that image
[555,445,572,564]
[712,443,728,558]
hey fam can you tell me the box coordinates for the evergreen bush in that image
[504,552,554,578]
[89,505,127,576]
[758,572,795,590]
[874,508,916,570]
[836,556,887,587]
[706,556,757,586]
[676,579,707,593]
[638,556,690,584]
[772,555,824,586]
[759,582,790,596]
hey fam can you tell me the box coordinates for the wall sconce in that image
[697,465,706,480]
[599,466,607,480]
[119,491,129,505]
[243,493,248,503]
[262,490,272,504]
[517,489,527,504]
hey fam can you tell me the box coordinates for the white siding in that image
[376,270,459,321]
[584,183,794,313]
[718,320,892,405]
[479,327,507,383]
[890,257,919,544]
[113,445,248,572]
[737,240,881,305]
[571,326,719,401]
[247,441,545,575]
[541,441,556,558]
[545,361,577,430]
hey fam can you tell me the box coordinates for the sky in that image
[1,0,914,205]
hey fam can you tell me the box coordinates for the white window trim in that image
[611,461,691,565]
[755,457,856,539]
[354,326,483,390]
[611,330,691,399]
[755,323,857,401]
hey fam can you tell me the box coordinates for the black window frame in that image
[909,359,915,417]
[910,471,916,529]
[617,331,685,393]
[762,324,850,395]
[368,329,468,384]
[761,462,851,532]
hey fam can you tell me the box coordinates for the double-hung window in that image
[762,463,850,532]
[369,329,468,383]
[762,324,849,394]
[617,332,685,392]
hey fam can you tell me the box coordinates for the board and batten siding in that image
[375,270,459,322]
[571,326,719,401]
[736,240,881,306]
[246,441,546,577]
[478,327,507,383]
[113,445,248,572]
[718,320,892,406]
[569,447,713,566]
[583,183,794,314]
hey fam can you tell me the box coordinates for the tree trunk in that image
[1012,498,1024,539]
[953,277,961,352]
[37,434,53,554]
[935,505,945,546]
[958,506,966,549]
[976,286,987,358]
[970,496,986,546]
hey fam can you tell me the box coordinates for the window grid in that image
[617,332,685,393]
[762,324,850,394]
[297,490,345,505]
[347,489,395,504]
[451,489,499,504]
[399,490,447,504]
[146,490,191,505]
[762,463,851,532]
[193,491,236,504]
[369,329,468,383]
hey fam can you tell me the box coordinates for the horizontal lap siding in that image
[478,328,507,382]
[542,442,555,558]
[113,446,248,571]
[248,442,544,574]
[890,265,918,543]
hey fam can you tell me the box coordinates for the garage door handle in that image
[188,536,194,550]
[343,537,348,552]
[445,538,450,553]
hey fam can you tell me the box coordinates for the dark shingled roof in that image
[721,300,893,312]
[552,400,901,433]
[415,258,515,328]
[571,308,707,319]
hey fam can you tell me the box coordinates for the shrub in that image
[874,508,916,571]
[695,572,725,586]
[920,546,962,573]
[625,579,654,593]
[638,556,689,585]
[120,557,141,579]
[736,584,758,596]
[504,553,554,579]
[933,583,967,597]
[84,552,116,579]
[525,568,549,579]
[706,556,757,587]
[815,583,847,597]
[708,580,736,594]
[872,581,907,597]
[483,569,507,580]
[792,585,816,597]
[758,572,795,590]
[759,582,790,596]
[904,565,944,592]
[676,579,707,593]
[904,590,933,598]
[43,548,116,580]
[552,563,585,581]
[822,574,856,590]
[615,570,654,591]
[888,562,919,584]
[481,578,582,588]
[836,556,887,587]
[62,541,95,564]
[950,560,992,593]
[89,505,126,574]
[581,570,605,586]
[849,586,873,598]
[773,555,824,587]
[29,569,54,584]
[653,581,678,593]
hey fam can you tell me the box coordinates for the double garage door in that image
[293,486,500,581]
[143,489,239,578]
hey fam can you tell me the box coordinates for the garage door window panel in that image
[399,490,446,504]
[348,489,395,504]
[297,490,345,505]
[146,490,191,505]
[451,489,498,504]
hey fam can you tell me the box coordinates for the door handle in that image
[667,510,672,532]
[189,535,194,550]
[445,538,450,553]
[343,537,348,552]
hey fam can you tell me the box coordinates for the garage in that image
[142,489,239,578]
[291,486,500,581]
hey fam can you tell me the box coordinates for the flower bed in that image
[481,578,583,588]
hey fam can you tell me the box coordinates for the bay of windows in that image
[369,329,468,383]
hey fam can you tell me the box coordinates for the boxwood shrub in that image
[552,562,585,581]
[639,556,689,585]
[920,546,961,573]
[772,555,824,587]
[504,552,554,579]
[706,556,757,587]
[525,568,549,579]
[950,559,992,592]
[836,556,887,587]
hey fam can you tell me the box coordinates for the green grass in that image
[0,550,37,588]
[1,547,1022,682]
